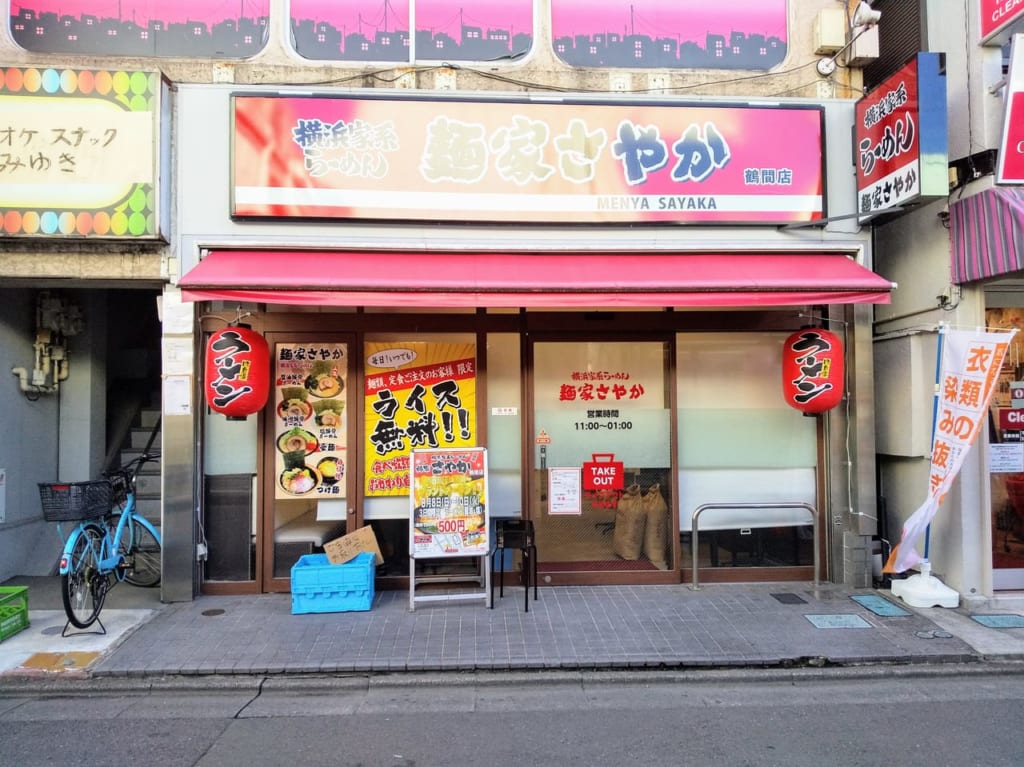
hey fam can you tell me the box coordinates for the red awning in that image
[178,250,894,307]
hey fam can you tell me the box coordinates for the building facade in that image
[870,0,1024,607]
[1,1,912,603]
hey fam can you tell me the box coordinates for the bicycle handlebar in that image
[102,452,160,489]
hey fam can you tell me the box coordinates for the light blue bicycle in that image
[39,452,162,632]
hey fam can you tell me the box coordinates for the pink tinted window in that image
[10,0,270,57]
[551,0,787,69]
[290,0,533,62]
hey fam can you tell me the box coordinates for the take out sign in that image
[582,453,623,491]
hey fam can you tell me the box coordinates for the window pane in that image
[550,0,787,70]
[290,0,533,63]
[10,1,270,57]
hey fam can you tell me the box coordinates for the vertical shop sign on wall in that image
[855,52,948,221]
[273,343,347,501]
[364,341,477,496]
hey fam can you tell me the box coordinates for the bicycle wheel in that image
[116,514,162,587]
[61,523,108,629]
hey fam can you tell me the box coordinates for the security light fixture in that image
[852,1,883,30]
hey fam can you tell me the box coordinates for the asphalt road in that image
[2,667,1023,767]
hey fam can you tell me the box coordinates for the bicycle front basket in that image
[38,480,111,522]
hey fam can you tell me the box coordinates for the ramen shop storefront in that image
[172,86,891,595]
[181,249,892,592]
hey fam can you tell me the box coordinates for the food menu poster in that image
[364,341,477,496]
[409,447,489,559]
[274,342,347,500]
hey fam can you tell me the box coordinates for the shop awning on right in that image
[179,251,895,308]
[951,186,1024,283]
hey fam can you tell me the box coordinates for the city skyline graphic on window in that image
[10,0,787,68]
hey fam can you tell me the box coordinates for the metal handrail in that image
[689,501,819,590]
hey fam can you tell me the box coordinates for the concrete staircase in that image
[119,402,162,529]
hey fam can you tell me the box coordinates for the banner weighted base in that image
[890,561,959,609]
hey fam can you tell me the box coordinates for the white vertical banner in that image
[887,328,1017,573]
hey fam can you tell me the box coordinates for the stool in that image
[490,519,538,612]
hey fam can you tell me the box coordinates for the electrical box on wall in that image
[845,25,880,66]
[875,335,932,457]
[813,9,847,54]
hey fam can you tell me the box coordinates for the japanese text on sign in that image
[365,342,477,497]
[930,340,1008,494]
[274,343,348,501]
[209,330,255,409]
[0,109,153,186]
[787,332,835,406]
[558,370,645,402]
[234,95,825,224]
[410,447,489,558]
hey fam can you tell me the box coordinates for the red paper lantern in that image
[204,325,270,420]
[781,328,844,414]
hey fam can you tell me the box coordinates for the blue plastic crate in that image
[290,552,375,614]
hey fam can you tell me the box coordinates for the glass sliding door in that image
[530,338,673,575]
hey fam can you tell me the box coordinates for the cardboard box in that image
[324,524,383,565]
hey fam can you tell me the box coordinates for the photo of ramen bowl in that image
[313,399,345,427]
[304,361,344,399]
[276,427,318,455]
[317,456,344,485]
[279,466,321,495]
[306,374,342,398]
[277,397,313,421]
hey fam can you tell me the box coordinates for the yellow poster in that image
[364,341,477,496]
[410,448,489,558]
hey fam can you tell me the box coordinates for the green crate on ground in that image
[0,586,29,643]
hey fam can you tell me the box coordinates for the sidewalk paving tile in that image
[5,580,1024,684]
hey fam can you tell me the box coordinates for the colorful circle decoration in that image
[0,67,162,239]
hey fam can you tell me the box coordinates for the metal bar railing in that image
[689,502,819,590]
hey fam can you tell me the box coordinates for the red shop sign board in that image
[854,52,947,220]
[582,453,624,491]
[980,0,1024,44]
[997,36,1024,184]
[999,408,1024,429]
